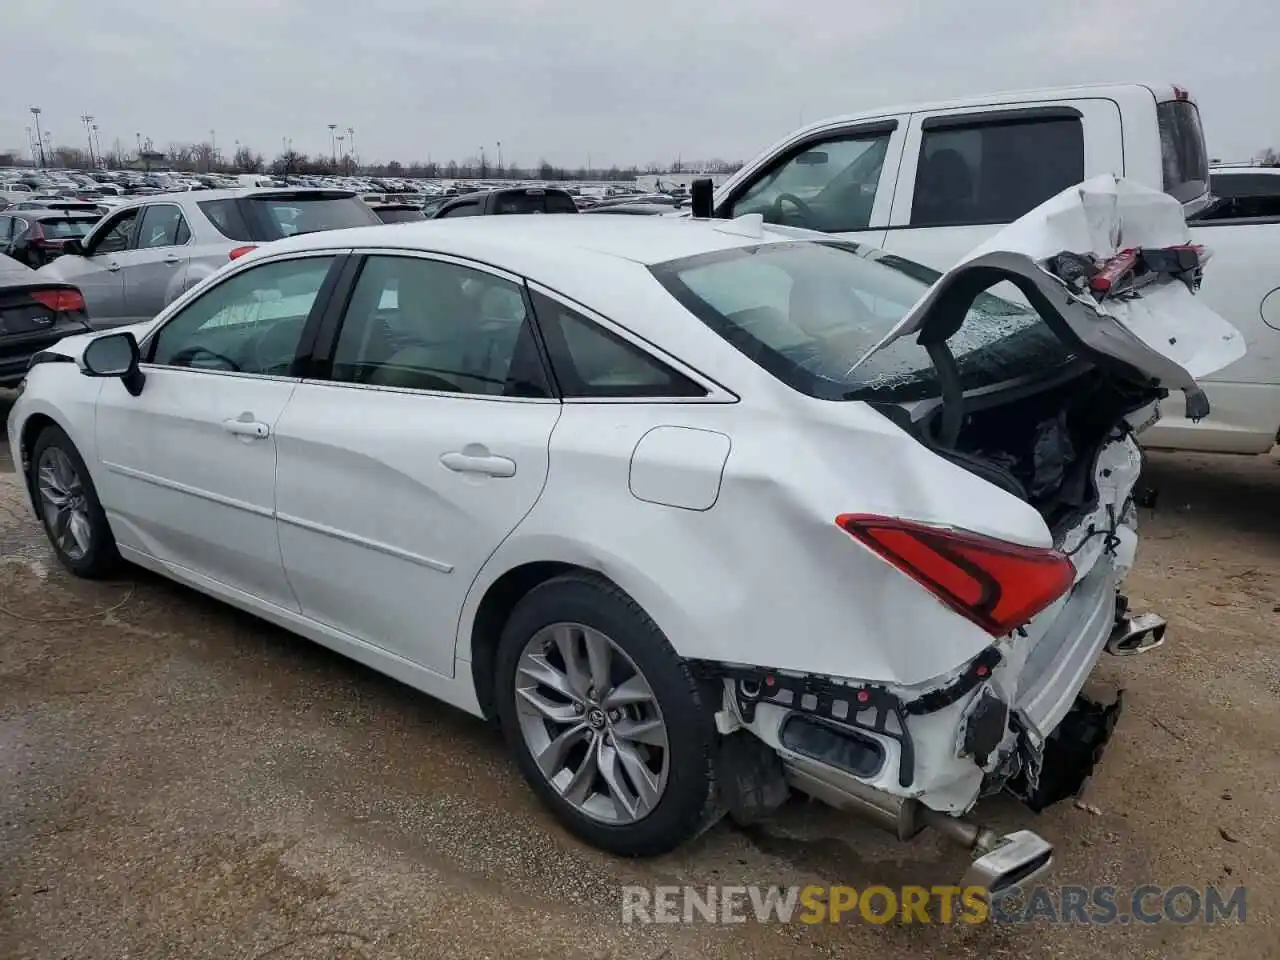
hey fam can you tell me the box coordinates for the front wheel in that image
[29,425,120,579]
[494,572,721,856]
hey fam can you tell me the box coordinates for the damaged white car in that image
[6,177,1242,895]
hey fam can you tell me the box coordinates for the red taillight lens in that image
[29,288,87,313]
[228,245,257,260]
[835,514,1075,636]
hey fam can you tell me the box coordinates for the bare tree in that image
[52,146,90,169]
[233,145,264,173]
[1261,147,1279,166]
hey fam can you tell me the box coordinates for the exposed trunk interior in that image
[919,366,1160,535]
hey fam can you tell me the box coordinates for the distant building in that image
[635,172,731,193]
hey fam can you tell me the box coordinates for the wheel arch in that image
[461,538,700,721]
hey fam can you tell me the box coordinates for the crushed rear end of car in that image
[663,177,1243,895]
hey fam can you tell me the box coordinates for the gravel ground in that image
[1,398,1276,959]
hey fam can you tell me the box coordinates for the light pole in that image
[337,135,346,173]
[347,127,356,170]
[30,107,46,168]
[328,124,337,165]
[136,132,142,159]
[497,141,502,177]
[210,129,217,170]
[81,114,96,169]
[92,124,102,167]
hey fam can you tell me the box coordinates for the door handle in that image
[105,262,121,272]
[440,451,516,478]
[162,256,181,265]
[222,417,270,439]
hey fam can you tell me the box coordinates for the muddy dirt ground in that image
[1,393,1276,959]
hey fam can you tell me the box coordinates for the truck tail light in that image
[835,514,1075,636]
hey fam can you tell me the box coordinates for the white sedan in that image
[6,180,1242,895]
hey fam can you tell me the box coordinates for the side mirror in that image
[62,237,85,256]
[690,177,715,218]
[82,331,145,396]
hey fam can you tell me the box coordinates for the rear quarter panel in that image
[457,391,1051,690]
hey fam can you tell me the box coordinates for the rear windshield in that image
[40,218,97,238]
[374,207,426,223]
[492,191,578,214]
[248,196,380,238]
[651,241,1071,402]
[198,195,379,241]
[1195,173,1280,223]
[1158,100,1210,206]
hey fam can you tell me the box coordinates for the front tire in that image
[494,572,721,856]
[29,425,120,579]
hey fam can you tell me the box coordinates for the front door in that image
[713,117,908,250]
[93,252,340,608]
[273,251,560,676]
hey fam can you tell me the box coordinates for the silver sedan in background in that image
[36,188,381,327]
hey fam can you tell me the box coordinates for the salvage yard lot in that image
[1,395,1276,958]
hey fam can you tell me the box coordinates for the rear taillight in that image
[835,514,1075,636]
[228,245,257,260]
[29,289,87,313]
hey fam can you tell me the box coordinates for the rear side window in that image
[911,115,1084,227]
[1158,101,1210,206]
[198,198,253,241]
[530,291,705,398]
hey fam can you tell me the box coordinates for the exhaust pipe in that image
[1106,612,1167,656]
[784,759,1053,896]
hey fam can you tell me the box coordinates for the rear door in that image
[117,203,192,321]
[880,99,1122,272]
[273,251,560,676]
[714,117,907,250]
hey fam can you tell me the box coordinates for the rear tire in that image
[29,425,120,579]
[494,572,721,856]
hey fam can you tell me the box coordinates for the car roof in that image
[98,186,360,214]
[263,213,800,269]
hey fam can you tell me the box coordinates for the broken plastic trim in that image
[703,647,1003,789]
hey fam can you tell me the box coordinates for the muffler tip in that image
[961,829,1054,898]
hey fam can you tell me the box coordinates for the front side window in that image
[148,256,334,376]
[87,209,139,256]
[726,132,891,232]
[328,255,548,397]
[652,240,1069,402]
[911,116,1084,227]
[136,204,190,249]
[530,291,705,398]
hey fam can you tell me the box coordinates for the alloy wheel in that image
[514,622,671,824]
[36,447,92,562]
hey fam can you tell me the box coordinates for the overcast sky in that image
[2,0,1276,168]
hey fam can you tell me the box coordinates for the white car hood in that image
[852,176,1246,410]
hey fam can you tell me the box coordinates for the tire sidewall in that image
[29,424,119,578]
[494,574,717,856]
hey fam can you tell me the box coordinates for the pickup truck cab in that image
[711,83,1279,454]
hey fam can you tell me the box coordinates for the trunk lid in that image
[852,176,1245,418]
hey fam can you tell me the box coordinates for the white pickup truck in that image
[707,83,1279,454]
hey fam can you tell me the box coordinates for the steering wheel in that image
[168,346,241,372]
[773,192,817,226]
